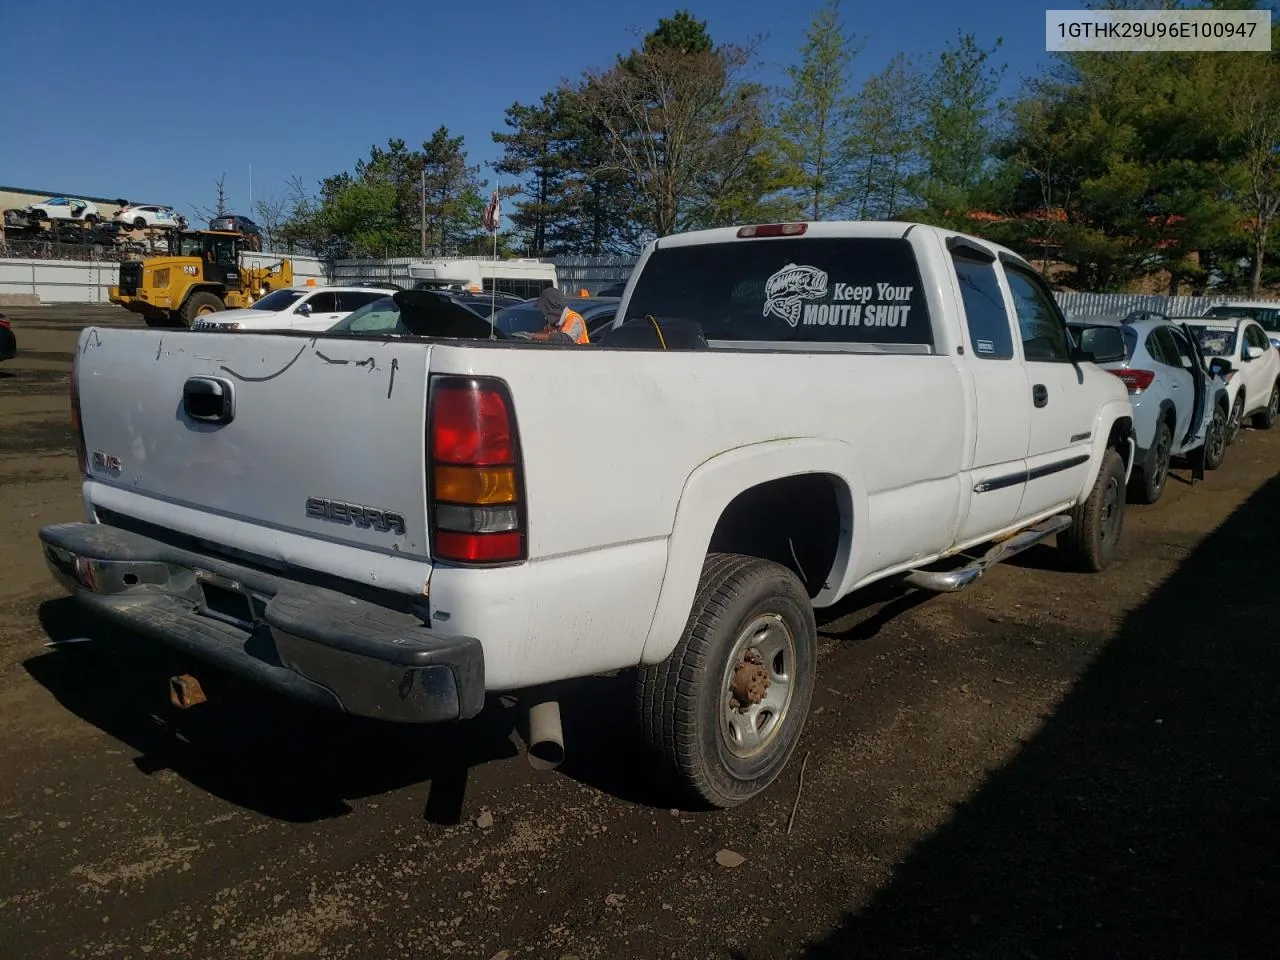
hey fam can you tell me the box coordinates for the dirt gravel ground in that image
[0,305,1276,960]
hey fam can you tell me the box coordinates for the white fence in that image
[331,256,629,294]
[0,252,329,304]
[0,258,122,303]
[331,257,420,289]
[1055,291,1280,319]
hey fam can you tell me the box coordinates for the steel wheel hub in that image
[720,614,797,759]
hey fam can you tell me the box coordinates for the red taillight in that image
[70,348,87,475]
[434,530,523,563]
[428,377,524,565]
[737,222,808,238]
[431,382,514,465]
[1109,368,1155,393]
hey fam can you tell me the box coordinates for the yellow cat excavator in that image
[109,230,293,328]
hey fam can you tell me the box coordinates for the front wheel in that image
[179,291,224,327]
[636,553,817,809]
[1059,449,1126,572]
[1251,382,1279,430]
[1226,394,1245,446]
[1202,404,1228,471]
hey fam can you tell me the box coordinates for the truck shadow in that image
[799,474,1280,959]
[24,600,677,822]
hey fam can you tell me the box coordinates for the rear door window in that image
[624,237,933,346]
[1147,328,1178,367]
[338,290,388,312]
[951,251,1013,359]
[306,291,339,313]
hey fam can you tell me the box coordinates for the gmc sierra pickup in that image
[40,221,1134,809]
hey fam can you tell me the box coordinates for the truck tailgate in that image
[76,328,432,561]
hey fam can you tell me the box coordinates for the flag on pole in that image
[482,190,501,234]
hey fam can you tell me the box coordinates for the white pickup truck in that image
[40,221,1134,809]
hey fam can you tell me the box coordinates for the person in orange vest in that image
[530,287,589,344]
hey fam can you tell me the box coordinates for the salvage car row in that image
[1067,308,1280,505]
[28,219,1280,817]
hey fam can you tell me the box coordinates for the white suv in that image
[191,286,400,332]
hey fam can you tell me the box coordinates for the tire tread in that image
[637,553,815,809]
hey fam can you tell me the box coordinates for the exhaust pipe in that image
[526,698,565,771]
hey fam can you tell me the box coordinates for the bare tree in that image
[191,173,230,226]
[252,194,289,252]
[576,34,768,237]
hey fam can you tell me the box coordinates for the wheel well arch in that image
[1107,414,1134,465]
[179,284,226,306]
[639,440,864,666]
[707,473,850,600]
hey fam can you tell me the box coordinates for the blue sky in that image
[0,0,1055,222]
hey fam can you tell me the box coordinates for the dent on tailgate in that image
[76,329,433,559]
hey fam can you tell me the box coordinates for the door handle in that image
[1032,384,1048,407]
[183,376,236,425]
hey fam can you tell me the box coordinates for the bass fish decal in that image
[763,264,829,327]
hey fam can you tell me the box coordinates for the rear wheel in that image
[1130,421,1172,505]
[133,217,147,230]
[636,553,817,809]
[1250,382,1279,430]
[179,291,224,327]
[1059,449,1126,572]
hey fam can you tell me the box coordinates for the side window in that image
[1247,324,1268,350]
[951,252,1013,359]
[1166,328,1197,370]
[1004,265,1071,362]
[307,291,339,313]
[1145,330,1174,366]
[210,236,237,264]
[338,290,385,312]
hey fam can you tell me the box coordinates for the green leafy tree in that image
[493,93,574,255]
[776,0,861,219]
[421,126,485,257]
[577,12,778,237]
[847,54,925,219]
[915,31,1006,215]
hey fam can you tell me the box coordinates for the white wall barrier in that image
[0,252,329,304]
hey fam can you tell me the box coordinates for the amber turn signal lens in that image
[433,465,517,505]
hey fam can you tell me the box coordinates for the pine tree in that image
[776,0,860,220]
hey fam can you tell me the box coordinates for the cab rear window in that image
[624,237,932,346]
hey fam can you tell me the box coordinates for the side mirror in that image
[295,302,312,317]
[1244,344,1264,361]
[1075,326,1126,364]
[1208,357,1234,379]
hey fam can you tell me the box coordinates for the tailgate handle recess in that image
[183,376,235,425]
